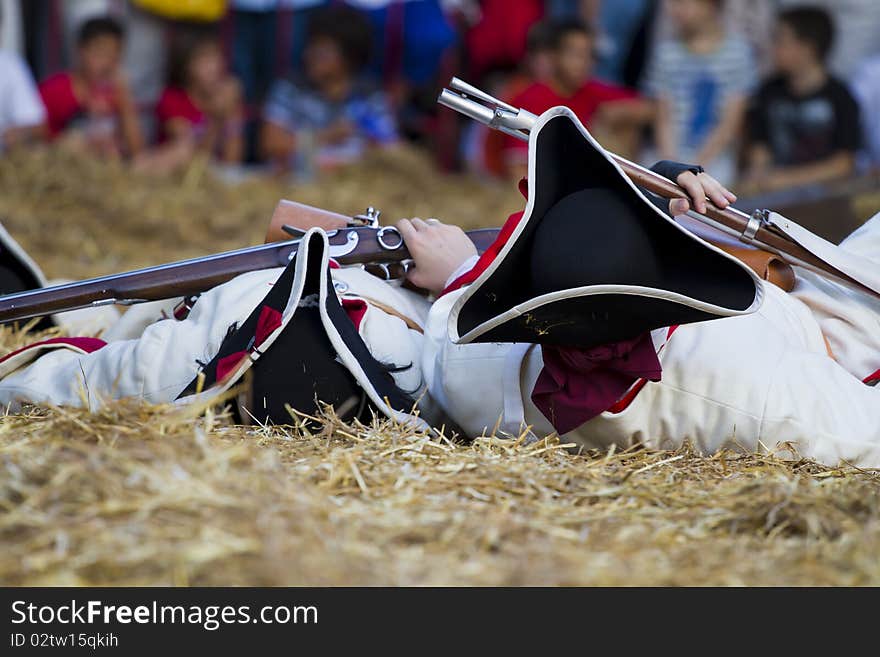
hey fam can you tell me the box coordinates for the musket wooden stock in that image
[264,199,352,242]
[613,157,870,295]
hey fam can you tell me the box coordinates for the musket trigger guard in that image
[377,226,404,251]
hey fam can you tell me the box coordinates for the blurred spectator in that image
[0,7,46,152]
[592,0,656,88]
[644,0,754,185]
[38,16,144,158]
[153,30,245,164]
[777,0,880,79]
[472,19,553,177]
[121,1,170,136]
[724,0,776,77]
[354,0,459,161]
[544,0,656,88]
[260,5,398,173]
[504,18,652,177]
[0,50,46,152]
[231,1,335,164]
[515,17,560,93]
[649,1,775,78]
[122,1,228,142]
[744,7,859,193]
[230,0,284,106]
[351,0,457,89]
[852,54,880,171]
[230,0,326,106]
[281,1,332,73]
[61,0,113,62]
[465,0,544,81]
[489,17,556,108]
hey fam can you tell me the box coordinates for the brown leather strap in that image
[354,295,424,334]
[711,243,797,292]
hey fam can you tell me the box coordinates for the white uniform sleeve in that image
[444,254,479,290]
[0,269,280,410]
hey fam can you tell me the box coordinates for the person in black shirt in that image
[743,7,860,192]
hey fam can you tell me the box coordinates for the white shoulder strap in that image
[501,343,535,436]
[768,211,880,296]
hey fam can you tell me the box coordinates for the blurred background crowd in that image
[2,0,880,201]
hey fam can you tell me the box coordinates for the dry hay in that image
[0,144,522,280]
[1,402,878,586]
[0,146,879,586]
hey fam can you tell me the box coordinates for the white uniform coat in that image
[422,213,880,468]
[3,217,880,468]
[0,266,431,414]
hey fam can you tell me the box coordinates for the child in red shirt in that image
[39,17,143,158]
[154,31,244,165]
[479,19,555,178]
[504,19,652,178]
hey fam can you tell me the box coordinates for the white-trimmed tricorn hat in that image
[0,221,48,297]
[0,221,53,329]
[448,107,763,348]
[176,229,426,429]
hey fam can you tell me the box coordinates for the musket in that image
[439,77,880,300]
[0,202,499,324]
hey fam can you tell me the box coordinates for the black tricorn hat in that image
[448,107,763,348]
[175,229,426,429]
[0,222,47,297]
[0,221,53,330]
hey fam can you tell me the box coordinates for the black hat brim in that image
[449,108,763,348]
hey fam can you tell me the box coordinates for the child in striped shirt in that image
[643,0,755,185]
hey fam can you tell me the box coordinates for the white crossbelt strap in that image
[767,211,880,296]
[501,343,534,435]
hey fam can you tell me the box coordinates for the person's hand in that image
[670,170,737,215]
[318,120,356,146]
[396,218,477,294]
[113,71,136,106]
